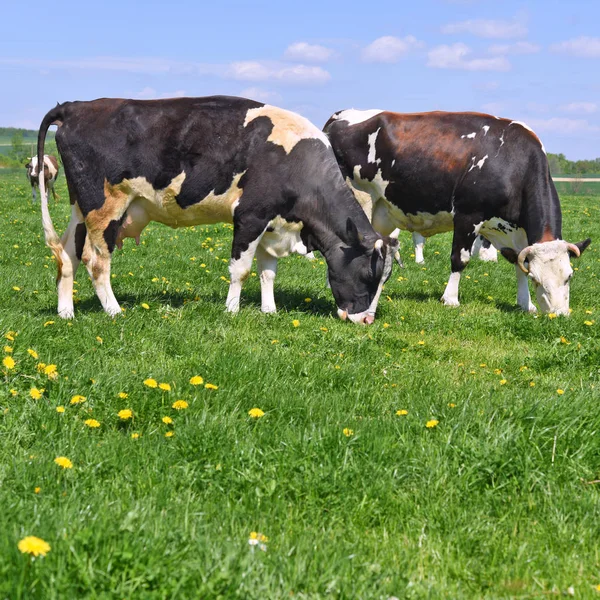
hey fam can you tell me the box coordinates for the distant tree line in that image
[547,153,600,176]
[0,128,56,167]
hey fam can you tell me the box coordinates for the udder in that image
[116,201,150,249]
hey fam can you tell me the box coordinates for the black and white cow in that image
[26,154,59,202]
[36,96,399,323]
[324,109,590,315]
[411,232,497,264]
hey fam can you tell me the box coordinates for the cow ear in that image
[570,238,591,257]
[346,218,364,248]
[500,247,518,264]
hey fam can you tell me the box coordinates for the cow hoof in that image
[415,258,425,265]
[527,304,537,314]
[106,306,122,317]
[441,295,460,307]
[226,302,240,314]
[58,307,75,319]
[261,306,277,314]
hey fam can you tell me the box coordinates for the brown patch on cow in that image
[540,225,556,242]
[86,180,131,233]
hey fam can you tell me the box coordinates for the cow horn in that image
[517,246,533,274]
[389,228,400,240]
[374,238,384,259]
[567,243,580,258]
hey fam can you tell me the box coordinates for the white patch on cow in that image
[516,265,536,313]
[256,245,278,313]
[260,216,306,258]
[526,241,573,315]
[461,132,477,139]
[367,128,381,164]
[441,272,461,307]
[469,155,488,172]
[460,248,471,264]
[509,120,546,154]
[244,105,330,154]
[372,199,454,238]
[474,217,528,253]
[57,204,84,319]
[482,125,490,136]
[351,166,390,204]
[471,237,498,262]
[413,232,425,264]
[226,234,265,314]
[391,159,395,167]
[334,109,383,126]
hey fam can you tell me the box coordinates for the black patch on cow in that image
[500,247,518,264]
[104,215,126,253]
[75,223,87,260]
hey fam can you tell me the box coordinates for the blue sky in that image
[1,0,599,158]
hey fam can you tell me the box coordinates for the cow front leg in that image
[56,206,85,318]
[50,183,60,202]
[256,245,278,313]
[32,187,37,203]
[226,220,265,313]
[516,265,536,313]
[441,221,478,307]
[413,232,426,264]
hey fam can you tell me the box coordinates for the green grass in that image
[1,170,600,599]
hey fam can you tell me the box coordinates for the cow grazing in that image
[324,109,590,315]
[36,96,399,323]
[26,155,59,202]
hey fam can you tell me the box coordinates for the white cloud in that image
[488,41,540,55]
[427,43,511,71]
[527,117,600,135]
[284,42,334,63]
[561,102,598,114]
[362,36,424,63]
[134,87,186,99]
[550,36,600,58]
[240,87,282,103]
[441,17,527,39]
[0,56,330,86]
[227,61,330,84]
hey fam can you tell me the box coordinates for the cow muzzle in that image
[337,308,375,325]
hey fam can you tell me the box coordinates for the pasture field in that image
[1,167,600,599]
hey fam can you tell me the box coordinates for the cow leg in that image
[226,220,265,313]
[441,221,478,307]
[32,187,37,203]
[256,245,278,313]
[56,206,85,318]
[478,237,498,262]
[413,232,425,264]
[50,182,60,202]
[516,265,537,313]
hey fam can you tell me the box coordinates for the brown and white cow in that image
[26,155,59,202]
[35,96,399,323]
[324,109,590,316]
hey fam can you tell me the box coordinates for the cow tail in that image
[37,104,66,274]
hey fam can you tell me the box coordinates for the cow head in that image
[327,219,401,324]
[25,157,36,177]
[517,239,591,315]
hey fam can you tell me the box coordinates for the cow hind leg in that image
[56,207,85,318]
[413,232,426,264]
[256,245,278,313]
[441,220,478,307]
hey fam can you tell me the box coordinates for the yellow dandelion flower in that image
[172,400,188,410]
[10,389,18,396]
[162,416,173,424]
[292,319,300,327]
[560,336,571,345]
[141,303,150,310]
[320,327,328,332]
[18,536,50,557]
[480,363,487,368]
[131,432,140,439]
[530,381,536,387]
[54,456,73,469]
[204,383,218,390]
[5,332,15,341]
[417,340,425,345]
[34,487,41,494]
[304,297,312,303]
[30,388,42,400]
[84,419,100,428]
[584,320,594,326]
[426,419,439,429]
[396,409,408,416]
[27,348,38,359]
[13,286,21,291]
[3,356,15,370]
[548,313,557,319]
[165,431,175,438]
[44,364,57,376]
[519,366,528,372]
[4,346,13,353]
[248,408,265,418]
[118,409,133,420]
[70,395,86,405]
[118,392,128,399]
[56,406,65,413]
[143,378,158,388]
[494,368,503,375]
[499,379,507,385]
[96,336,103,344]
[448,403,456,408]
[557,389,565,395]
[158,382,171,392]
[343,428,354,437]
[43,321,54,327]
[189,375,204,386]
[36,363,46,372]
